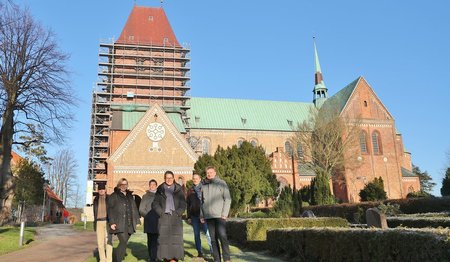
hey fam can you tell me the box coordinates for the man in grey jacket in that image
[200,166,232,262]
[139,179,159,262]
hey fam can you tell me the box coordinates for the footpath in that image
[0,224,96,262]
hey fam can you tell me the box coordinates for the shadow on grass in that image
[128,241,148,261]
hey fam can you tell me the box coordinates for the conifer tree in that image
[440,168,450,196]
[359,177,387,201]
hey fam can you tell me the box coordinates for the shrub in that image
[407,190,434,198]
[359,177,387,201]
[267,227,450,262]
[441,167,450,196]
[302,197,450,222]
[226,217,348,248]
[237,211,268,218]
[387,217,450,228]
[273,186,293,217]
[377,203,402,216]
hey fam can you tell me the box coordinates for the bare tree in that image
[291,104,361,182]
[0,3,76,223]
[47,149,78,206]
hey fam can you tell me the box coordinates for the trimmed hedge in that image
[388,217,450,228]
[303,197,450,222]
[226,217,348,247]
[267,227,450,262]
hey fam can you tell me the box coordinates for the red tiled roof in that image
[46,187,63,203]
[116,6,181,47]
[11,151,23,166]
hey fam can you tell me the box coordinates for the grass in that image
[0,226,37,255]
[85,221,284,262]
[73,221,95,231]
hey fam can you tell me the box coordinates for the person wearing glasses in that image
[108,178,140,262]
[152,171,186,262]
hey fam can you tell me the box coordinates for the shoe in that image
[197,253,203,258]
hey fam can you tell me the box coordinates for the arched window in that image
[178,176,184,186]
[250,139,258,147]
[360,131,368,154]
[296,143,304,158]
[285,141,293,156]
[237,138,244,148]
[202,138,210,155]
[408,186,414,193]
[372,131,382,155]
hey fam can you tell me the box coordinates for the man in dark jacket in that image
[139,179,159,262]
[93,183,113,262]
[108,178,140,262]
[187,173,212,257]
[200,166,232,262]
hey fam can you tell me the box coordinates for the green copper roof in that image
[322,77,360,113]
[167,113,186,133]
[122,111,145,130]
[188,97,315,131]
[401,167,417,177]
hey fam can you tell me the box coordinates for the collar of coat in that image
[113,187,134,196]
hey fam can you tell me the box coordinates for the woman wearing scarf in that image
[152,171,187,262]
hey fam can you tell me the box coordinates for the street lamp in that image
[41,180,49,222]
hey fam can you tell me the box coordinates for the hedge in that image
[226,217,348,248]
[302,197,450,222]
[267,227,450,262]
[387,217,450,228]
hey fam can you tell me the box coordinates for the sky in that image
[16,0,450,200]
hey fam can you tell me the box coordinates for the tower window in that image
[148,16,154,21]
[250,139,258,147]
[372,131,382,155]
[237,138,244,148]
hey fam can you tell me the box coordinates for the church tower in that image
[313,39,328,108]
[87,6,191,184]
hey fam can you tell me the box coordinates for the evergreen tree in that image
[273,186,293,217]
[412,164,436,193]
[13,159,45,206]
[359,177,387,201]
[194,141,278,214]
[440,168,450,196]
[311,171,335,205]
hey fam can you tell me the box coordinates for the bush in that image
[359,177,387,201]
[237,211,268,218]
[407,190,434,198]
[387,217,450,228]
[441,168,450,196]
[377,203,402,216]
[303,197,450,222]
[226,217,348,248]
[273,186,293,217]
[267,227,450,262]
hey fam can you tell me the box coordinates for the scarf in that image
[97,195,107,219]
[164,183,176,214]
[193,183,202,201]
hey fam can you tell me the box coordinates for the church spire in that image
[313,38,328,108]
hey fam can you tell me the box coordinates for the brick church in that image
[87,5,419,204]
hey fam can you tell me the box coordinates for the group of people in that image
[93,166,232,262]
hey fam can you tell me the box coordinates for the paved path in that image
[0,224,97,262]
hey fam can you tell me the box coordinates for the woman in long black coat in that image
[107,178,140,262]
[152,171,187,261]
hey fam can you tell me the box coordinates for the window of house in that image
[372,131,382,155]
[285,141,293,156]
[250,139,257,147]
[297,143,304,158]
[237,139,244,148]
[202,138,210,155]
[360,131,368,154]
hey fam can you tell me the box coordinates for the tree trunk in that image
[0,103,15,225]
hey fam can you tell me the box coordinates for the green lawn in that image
[85,221,283,262]
[0,226,36,255]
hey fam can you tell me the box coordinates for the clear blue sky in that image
[18,0,450,199]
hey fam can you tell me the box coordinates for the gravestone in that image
[301,210,316,218]
[366,208,388,229]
